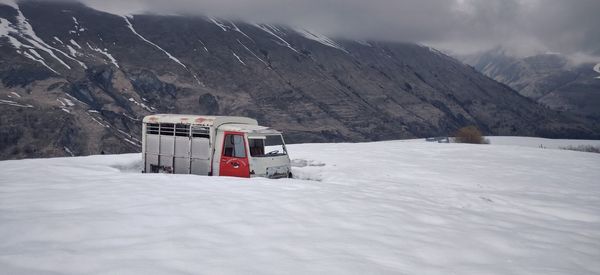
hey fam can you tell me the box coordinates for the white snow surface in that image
[355,39,372,47]
[0,0,17,9]
[197,39,209,52]
[66,45,77,56]
[52,36,63,44]
[86,42,119,68]
[0,6,87,71]
[229,21,252,40]
[252,23,299,53]
[594,63,600,79]
[56,97,75,107]
[128,97,153,112]
[238,39,268,66]
[208,16,229,32]
[295,28,347,53]
[232,51,245,65]
[0,99,33,108]
[487,136,600,149]
[69,39,82,49]
[11,8,73,69]
[1,138,599,274]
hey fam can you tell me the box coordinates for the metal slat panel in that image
[191,159,210,175]
[174,157,191,174]
[160,135,175,156]
[174,137,190,157]
[146,135,159,154]
[191,137,210,159]
[145,121,212,175]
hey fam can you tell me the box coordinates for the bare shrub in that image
[454,126,489,144]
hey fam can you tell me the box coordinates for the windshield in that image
[249,135,287,157]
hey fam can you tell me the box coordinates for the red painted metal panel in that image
[218,131,250,178]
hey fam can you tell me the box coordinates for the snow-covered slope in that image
[1,139,600,274]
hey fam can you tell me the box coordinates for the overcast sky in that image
[44,0,600,59]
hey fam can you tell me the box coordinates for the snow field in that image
[486,136,600,149]
[0,138,599,274]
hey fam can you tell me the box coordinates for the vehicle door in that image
[219,131,250,178]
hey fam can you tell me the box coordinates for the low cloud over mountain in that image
[8,0,596,60]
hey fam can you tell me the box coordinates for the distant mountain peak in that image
[459,48,600,120]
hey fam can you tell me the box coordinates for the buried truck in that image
[142,114,292,178]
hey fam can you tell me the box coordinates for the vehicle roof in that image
[143,114,258,127]
[219,124,282,134]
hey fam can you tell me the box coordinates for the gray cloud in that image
[36,0,600,58]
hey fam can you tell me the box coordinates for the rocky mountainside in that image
[461,47,600,120]
[1,1,597,159]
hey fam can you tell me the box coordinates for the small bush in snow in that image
[454,126,489,144]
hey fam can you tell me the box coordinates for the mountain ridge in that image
[0,1,597,159]
[460,47,600,121]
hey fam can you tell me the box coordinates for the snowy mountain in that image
[461,47,600,120]
[1,1,598,160]
[1,137,600,274]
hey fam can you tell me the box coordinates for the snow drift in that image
[1,137,599,274]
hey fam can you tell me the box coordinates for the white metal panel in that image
[160,135,175,156]
[142,124,147,154]
[212,131,224,176]
[174,157,190,174]
[191,159,210,175]
[145,154,159,173]
[146,135,159,154]
[174,137,190,157]
[191,137,210,159]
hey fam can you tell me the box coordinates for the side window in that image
[233,135,246,158]
[223,134,246,158]
[249,138,265,156]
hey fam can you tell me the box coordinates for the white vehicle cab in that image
[142,114,292,178]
